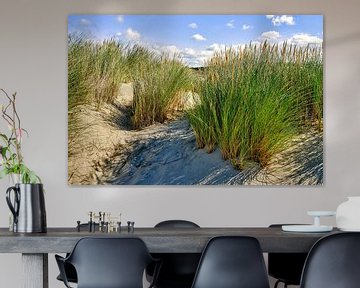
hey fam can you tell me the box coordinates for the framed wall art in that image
[67,14,323,185]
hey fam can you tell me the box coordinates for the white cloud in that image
[287,33,323,46]
[180,46,216,67]
[260,31,281,41]
[207,43,226,52]
[242,24,252,30]
[146,44,203,66]
[80,18,91,26]
[189,43,248,66]
[184,48,196,56]
[226,20,235,29]
[161,45,181,56]
[258,30,322,47]
[191,33,207,41]
[117,16,124,23]
[125,28,141,41]
[188,23,198,29]
[168,42,269,67]
[115,32,122,37]
[267,15,295,26]
[181,48,199,59]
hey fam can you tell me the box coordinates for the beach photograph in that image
[67,14,323,185]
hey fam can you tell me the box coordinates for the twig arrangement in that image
[0,88,40,183]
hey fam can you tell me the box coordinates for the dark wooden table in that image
[0,227,339,288]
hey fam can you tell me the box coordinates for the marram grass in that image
[188,42,323,169]
[132,55,195,129]
[68,35,130,110]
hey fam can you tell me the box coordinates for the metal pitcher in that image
[6,183,47,233]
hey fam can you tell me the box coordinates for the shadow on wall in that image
[326,31,360,46]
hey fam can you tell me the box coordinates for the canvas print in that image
[68,15,323,185]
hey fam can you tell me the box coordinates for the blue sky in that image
[68,14,323,67]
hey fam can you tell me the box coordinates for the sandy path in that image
[102,119,242,185]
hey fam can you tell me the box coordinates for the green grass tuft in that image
[132,55,195,129]
[188,42,323,169]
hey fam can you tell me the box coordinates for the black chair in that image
[191,236,270,288]
[56,223,99,284]
[56,262,77,284]
[268,224,308,288]
[147,220,201,288]
[55,237,160,288]
[300,232,360,288]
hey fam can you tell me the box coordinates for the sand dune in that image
[68,87,323,185]
[100,119,322,185]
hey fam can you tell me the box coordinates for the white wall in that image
[1,0,360,287]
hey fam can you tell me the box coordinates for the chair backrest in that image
[191,236,270,288]
[155,220,200,228]
[300,232,360,288]
[151,220,201,285]
[67,237,154,288]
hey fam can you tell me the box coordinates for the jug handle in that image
[6,186,20,224]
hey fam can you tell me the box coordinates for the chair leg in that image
[274,280,289,288]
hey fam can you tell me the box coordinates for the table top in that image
[0,227,340,254]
